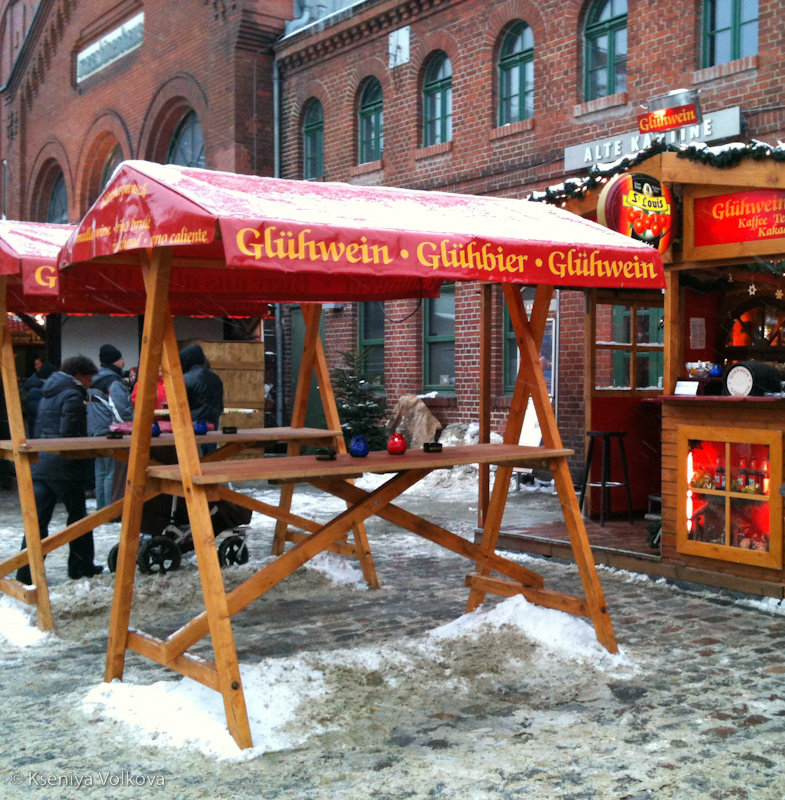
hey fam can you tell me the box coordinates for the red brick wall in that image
[0,0,291,221]
[275,0,785,474]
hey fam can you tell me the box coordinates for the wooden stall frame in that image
[100,250,619,750]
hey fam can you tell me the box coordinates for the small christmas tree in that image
[331,350,388,449]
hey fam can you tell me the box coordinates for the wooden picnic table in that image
[0,427,344,621]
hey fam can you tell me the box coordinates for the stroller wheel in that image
[107,543,119,573]
[138,535,182,575]
[218,534,249,567]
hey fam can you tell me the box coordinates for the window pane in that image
[428,341,455,387]
[167,111,204,168]
[362,301,385,340]
[46,172,68,223]
[428,292,455,337]
[595,349,630,389]
[636,307,664,344]
[740,18,758,57]
[362,344,385,386]
[596,303,631,344]
[636,351,664,390]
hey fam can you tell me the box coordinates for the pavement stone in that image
[0,481,783,799]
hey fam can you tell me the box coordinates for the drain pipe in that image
[272,57,285,426]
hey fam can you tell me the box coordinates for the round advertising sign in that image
[597,173,675,255]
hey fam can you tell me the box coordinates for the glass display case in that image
[677,425,783,568]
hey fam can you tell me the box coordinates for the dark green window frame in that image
[498,22,534,125]
[358,78,383,164]
[166,110,205,168]
[593,299,664,393]
[303,100,324,180]
[423,51,452,147]
[701,0,758,68]
[423,284,455,392]
[584,0,627,102]
[358,301,385,388]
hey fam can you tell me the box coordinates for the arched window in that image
[100,143,124,191]
[166,110,205,167]
[303,99,324,179]
[422,51,452,147]
[702,0,758,68]
[498,22,534,125]
[46,171,68,223]
[358,77,383,164]
[584,0,627,101]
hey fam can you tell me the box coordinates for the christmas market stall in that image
[0,220,277,631]
[549,141,785,597]
[58,160,665,749]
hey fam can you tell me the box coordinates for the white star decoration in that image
[748,282,757,296]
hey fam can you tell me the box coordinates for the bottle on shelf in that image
[749,458,759,489]
[713,455,726,490]
[761,460,770,495]
[737,457,748,491]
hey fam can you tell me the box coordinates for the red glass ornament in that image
[387,432,407,454]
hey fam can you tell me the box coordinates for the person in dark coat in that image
[89,344,133,509]
[22,360,56,437]
[16,355,104,583]
[179,344,223,429]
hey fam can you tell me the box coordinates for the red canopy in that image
[0,219,267,317]
[60,161,665,300]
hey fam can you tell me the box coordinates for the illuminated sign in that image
[637,89,702,135]
[694,189,785,247]
[597,173,675,255]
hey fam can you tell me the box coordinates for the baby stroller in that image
[107,494,253,574]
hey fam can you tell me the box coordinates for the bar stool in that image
[578,430,634,526]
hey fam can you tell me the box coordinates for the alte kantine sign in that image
[694,189,785,247]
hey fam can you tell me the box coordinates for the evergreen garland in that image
[530,138,785,206]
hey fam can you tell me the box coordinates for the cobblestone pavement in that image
[0,480,784,800]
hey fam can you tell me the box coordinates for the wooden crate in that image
[180,339,265,429]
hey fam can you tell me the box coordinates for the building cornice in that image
[275,0,451,73]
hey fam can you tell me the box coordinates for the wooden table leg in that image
[0,280,53,630]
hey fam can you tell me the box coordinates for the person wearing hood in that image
[16,355,104,583]
[88,344,134,509]
[179,343,224,429]
[22,360,56,437]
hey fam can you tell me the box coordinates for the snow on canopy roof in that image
[0,220,72,275]
[0,219,267,318]
[60,161,665,302]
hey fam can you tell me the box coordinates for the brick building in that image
[274,0,784,490]
[0,0,290,367]
[1,0,783,495]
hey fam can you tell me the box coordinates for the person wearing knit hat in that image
[89,343,133,511]
[99,343,123,367]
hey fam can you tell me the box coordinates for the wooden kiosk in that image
[561,146,785,596]
[57,160,665,749]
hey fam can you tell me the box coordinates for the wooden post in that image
[105,249,173,681]
[467,284,551,610]
[271,303,320,555]
[160,309,252,749]
[478,283,492,528]
[493,285,618,652]
[0,278,53,630]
